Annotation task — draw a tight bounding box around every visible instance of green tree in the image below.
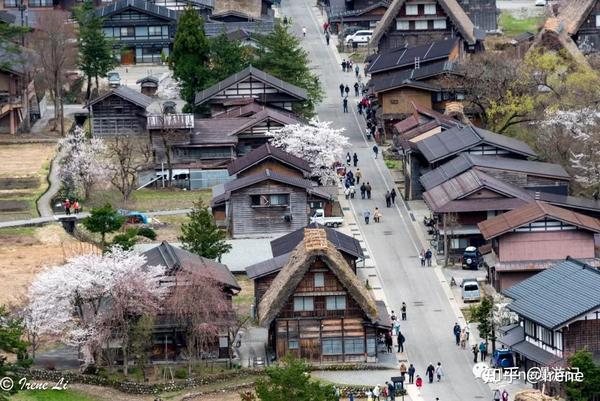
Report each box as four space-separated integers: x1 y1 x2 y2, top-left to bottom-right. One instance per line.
209 32 250 84
256 355 336 401
0 306 29 401
469 297 494 343
168 6 210 111
74 0 117 101
179 199 231 261
565 350 600 401
254 23 322 117
82 203 125 248
129 315 154 382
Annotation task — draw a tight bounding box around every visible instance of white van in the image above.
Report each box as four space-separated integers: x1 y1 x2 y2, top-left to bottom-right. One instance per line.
461 279 481 303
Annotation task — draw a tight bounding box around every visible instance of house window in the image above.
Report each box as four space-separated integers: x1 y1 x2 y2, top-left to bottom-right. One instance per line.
3 0 17 7
148 26 163 37
29 0 53 7
103 28 114 37
540 326 553 346
322 338 343 355
405 4 418 15
396 19 410 30
288 339 299 349
120 27 135 37
415 20 428 30
524 320 536 338
293 296 314 311
596 14 600 27
433 19 447 29
367 337 376 356
344 337 365 354
326 295 346 310
250 194 290 207
424 4 436 14
314 272 324 288
218 336 228 347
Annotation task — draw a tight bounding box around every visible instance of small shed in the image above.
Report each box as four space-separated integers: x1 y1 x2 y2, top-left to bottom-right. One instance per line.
87 86 153 136
136 76 159 97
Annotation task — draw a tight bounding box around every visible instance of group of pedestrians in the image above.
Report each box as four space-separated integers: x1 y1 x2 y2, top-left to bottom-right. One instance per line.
63 198 80 215
453 322 489 362
419 248 433 266
384 189 397 207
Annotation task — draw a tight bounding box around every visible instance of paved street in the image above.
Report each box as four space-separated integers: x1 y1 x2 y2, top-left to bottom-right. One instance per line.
281 0 493 399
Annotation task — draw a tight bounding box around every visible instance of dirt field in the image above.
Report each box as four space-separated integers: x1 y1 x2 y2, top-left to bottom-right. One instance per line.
0 143 56 177
0 224 99 308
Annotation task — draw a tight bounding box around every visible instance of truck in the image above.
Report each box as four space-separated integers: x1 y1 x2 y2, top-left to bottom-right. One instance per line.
310 209 344 227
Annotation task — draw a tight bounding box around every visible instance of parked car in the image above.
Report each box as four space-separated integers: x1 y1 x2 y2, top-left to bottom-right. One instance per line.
492 349 515 368
344 30 373 46
342 26 362 37
462 246 481 270
461 278 481 303
310 209 343 227
535 0 546 6
107 71 121 88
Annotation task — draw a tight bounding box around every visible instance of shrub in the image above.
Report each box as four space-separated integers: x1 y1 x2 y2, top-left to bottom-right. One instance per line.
137 227 157 240
174 368 188 379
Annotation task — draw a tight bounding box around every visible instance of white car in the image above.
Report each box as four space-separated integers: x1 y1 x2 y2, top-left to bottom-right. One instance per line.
344 30 373 46
535 0 546 6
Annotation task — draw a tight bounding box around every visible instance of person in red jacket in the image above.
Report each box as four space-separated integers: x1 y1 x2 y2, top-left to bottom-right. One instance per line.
415 375 423 390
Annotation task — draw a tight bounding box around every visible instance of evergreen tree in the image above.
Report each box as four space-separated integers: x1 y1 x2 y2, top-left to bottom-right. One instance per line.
0 306 29 401
254 24 322 117
256 355 336 401
209 32 250 84
179 199 231 261
168 6 210 111
82 203 125 249
74 0 117 101
565 350 600 401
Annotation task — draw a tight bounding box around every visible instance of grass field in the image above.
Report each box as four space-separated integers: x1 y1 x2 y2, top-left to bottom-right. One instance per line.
85 188 211 213
10 389 104 401
499 12 544 36
0 143 56 221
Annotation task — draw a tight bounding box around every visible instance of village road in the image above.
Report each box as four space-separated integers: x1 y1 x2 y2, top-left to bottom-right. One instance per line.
281 0 493 399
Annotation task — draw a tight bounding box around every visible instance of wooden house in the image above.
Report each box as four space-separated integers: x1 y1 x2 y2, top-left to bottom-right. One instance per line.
137 76 159 96
0 0 101 11
87 85 153 136
327 0 391 34
194 66 308 116
97 0 179 65
211 169 335 238
227 143 311 179
369 0 485 53
478 201 600 292
141 241 241 361
498 258 600 397
550 0 600 54
258 228 390 363
246 223 365 307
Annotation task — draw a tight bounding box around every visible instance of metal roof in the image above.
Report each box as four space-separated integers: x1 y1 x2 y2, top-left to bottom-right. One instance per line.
96 0 179 21
529 191 600 214
204 19 274 36
368 39 458 74
420 154 570 191
503 258 600 329
370 60 455 93
511 339 562 366
227 143 311 176
328 0 391 20
478 201 600 240
270 222 364 260
245 252 292 279
87 85 154 109
194 65 307 105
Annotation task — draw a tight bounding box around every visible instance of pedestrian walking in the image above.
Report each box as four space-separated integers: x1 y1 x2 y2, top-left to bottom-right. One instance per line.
399 362 407 378
283 16 288 25
346 152 352 166
364 209 371 224
385 331 393 353
366 182 372 199
350 184 356 199
339 83 345 97
472 344 478 363
347 60 353 72
373 144 379 158
493 389 501 401
344 186 350 199
354 82 360 97
408 364 416 384
355 64 360 77
357 101 363 114
349 390 354 401
415 375 423 390
63 198 71 215
374 207 382 223
343 98 348 113
460 328 468 349
360 183 366 199
356 168 362 184
366 389 373 401
502 390 509 401
390 188 397 204
373 384 381 401
479 341 488 361
392 320 400 336
73 199 80 214
465 325 470 341
435 362 444 382
426 364 435 384
453 323 461 346
385 191 391 207
387 381 395 401
391 310 397 321
425 248 432 266
397 331 405 353
420 249 426 266
401 302 407 320
353 152 358 167
345 85 350 96
302 26 307 37
325 32 330 45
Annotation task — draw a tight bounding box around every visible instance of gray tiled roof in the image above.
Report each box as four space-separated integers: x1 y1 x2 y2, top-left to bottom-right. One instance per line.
245 252 292 279
87 85 154 109
227 143 310 176
194 65 307 105
368 39 457 74
529 191 600 214
503 258 600 329
204 19 274 36
96 0 179 21
369 60 454 93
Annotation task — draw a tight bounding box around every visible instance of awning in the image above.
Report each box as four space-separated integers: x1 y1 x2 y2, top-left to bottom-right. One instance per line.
511 340 562 366
498 325 524 347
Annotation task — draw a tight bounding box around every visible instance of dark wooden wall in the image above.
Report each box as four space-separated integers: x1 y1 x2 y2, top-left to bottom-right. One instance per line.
91 95 146 136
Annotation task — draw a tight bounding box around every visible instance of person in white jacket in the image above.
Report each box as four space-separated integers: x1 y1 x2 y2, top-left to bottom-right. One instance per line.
372 384 381 401
435 362 444 382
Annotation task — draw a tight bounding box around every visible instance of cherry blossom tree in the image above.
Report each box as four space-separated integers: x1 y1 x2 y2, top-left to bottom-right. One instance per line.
26 248 165 367
270 120 350 184
541 108 600 197
59 126 109 199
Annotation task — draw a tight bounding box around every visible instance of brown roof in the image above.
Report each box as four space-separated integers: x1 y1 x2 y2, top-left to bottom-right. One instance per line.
213 0 262 19
555 0 596 36
227 143 311 176
478 201 600 240
370 0 477 47
532 16 591 68
257 228 378 327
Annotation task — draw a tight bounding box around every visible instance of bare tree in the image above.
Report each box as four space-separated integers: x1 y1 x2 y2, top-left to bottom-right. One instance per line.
150 110 190 188
31 11 77 136
443 212 460 266
105 135 153 202
167 270 235 375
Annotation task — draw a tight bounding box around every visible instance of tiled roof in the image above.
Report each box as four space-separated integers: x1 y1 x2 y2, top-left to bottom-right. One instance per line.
529 191 600 214
245 252 292 279
369 60 455 93
367 39 458 74
87 85 154 109
227 143 311 176
420 154 570 191
96 0 179 21
204 19 275 37
191 118 246 145
503 258 600 329
142 241 240 290
478 201 600 240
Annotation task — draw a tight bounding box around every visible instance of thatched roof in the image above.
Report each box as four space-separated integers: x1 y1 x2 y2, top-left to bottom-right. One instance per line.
531 18 591 68
213 0 262 19
257 229 378 327
554 0 596 36
370 0 477 48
